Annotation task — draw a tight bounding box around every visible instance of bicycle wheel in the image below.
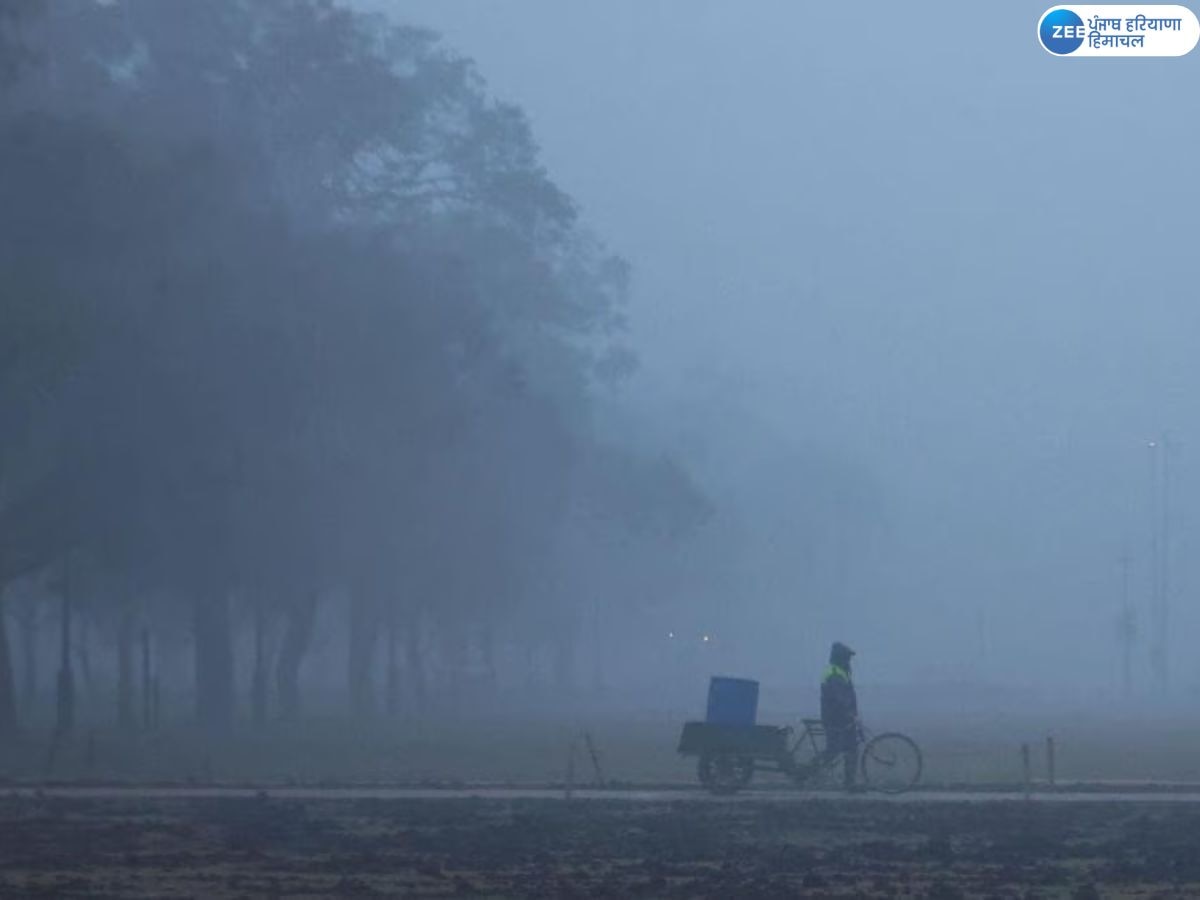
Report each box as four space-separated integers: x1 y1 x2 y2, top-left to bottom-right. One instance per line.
859 732 922 794
698 753 754 795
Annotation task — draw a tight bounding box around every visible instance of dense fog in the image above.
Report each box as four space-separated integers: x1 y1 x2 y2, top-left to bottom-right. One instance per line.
2 0 1198 758
383 1 1200 700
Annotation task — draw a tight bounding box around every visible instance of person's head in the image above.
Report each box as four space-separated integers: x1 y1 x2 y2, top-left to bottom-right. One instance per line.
829 641 855 671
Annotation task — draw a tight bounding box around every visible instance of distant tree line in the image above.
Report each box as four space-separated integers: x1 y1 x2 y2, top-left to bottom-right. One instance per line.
0 0 710 740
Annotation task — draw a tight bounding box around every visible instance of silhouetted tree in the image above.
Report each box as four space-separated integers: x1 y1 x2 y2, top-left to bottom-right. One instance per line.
0 0 719 738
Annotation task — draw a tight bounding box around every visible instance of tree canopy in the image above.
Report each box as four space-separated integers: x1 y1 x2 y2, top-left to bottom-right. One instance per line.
0 0 710 731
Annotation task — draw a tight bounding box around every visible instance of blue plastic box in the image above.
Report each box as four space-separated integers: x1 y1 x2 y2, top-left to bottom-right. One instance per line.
705 676 759 727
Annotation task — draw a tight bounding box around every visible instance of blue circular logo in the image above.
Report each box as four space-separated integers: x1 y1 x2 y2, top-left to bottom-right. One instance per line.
1040 8 1085 55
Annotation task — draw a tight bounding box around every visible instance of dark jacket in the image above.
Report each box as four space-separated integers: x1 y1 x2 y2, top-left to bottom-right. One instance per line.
820 664 857 730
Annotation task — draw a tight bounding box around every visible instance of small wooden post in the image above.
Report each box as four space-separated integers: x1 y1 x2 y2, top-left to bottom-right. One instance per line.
1021 743 1032 798
1046 736 1056 788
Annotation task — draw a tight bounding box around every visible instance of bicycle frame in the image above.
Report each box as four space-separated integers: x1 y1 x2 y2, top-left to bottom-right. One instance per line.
789 719 824 760
788 719 871 778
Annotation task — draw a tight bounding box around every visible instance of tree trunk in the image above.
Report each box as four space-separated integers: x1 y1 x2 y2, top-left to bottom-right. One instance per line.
251 604 268 727
116 609 135 731
18 604 35 715
405 609 426 711
75 611 93 701
347 588 378 717
55 566 75 738
385 609 400 716
444 625 467 708
480 622 497 694
275 591 316 721
141 628 153 730
193 591 234 731
0 592 18 738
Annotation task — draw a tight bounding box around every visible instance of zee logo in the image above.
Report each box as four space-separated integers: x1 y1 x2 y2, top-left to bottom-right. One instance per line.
1040 8 1086 54
1050 24 1086 38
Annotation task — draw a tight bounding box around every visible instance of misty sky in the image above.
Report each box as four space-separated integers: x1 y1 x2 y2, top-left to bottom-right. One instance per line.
375 1 1200 694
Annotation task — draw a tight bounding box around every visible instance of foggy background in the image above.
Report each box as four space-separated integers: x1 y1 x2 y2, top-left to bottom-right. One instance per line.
381 1 1200 698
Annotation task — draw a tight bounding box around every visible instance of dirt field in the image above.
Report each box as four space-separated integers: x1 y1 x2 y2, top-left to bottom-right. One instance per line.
2 792 1200 898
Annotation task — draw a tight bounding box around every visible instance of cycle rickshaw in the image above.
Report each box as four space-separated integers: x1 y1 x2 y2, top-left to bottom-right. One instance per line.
678 717 922 795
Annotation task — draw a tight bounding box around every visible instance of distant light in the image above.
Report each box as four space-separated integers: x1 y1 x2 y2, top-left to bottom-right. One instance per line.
702 634 710 642
667 631 675 639
1149 441 1158 448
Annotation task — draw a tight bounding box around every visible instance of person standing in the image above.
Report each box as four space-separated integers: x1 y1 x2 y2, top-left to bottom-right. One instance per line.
820 641 859 790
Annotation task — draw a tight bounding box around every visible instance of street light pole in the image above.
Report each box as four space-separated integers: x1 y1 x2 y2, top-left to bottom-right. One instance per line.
1147 434 1171 692
1160 432 1171 691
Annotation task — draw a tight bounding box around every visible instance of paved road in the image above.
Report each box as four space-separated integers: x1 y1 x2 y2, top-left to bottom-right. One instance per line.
11 785 1200 803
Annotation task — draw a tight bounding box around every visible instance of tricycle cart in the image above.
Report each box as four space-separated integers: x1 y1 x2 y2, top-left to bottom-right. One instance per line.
678 718 922 795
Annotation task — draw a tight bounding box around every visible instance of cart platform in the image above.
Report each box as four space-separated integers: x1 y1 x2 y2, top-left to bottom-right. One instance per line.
677 721 790 758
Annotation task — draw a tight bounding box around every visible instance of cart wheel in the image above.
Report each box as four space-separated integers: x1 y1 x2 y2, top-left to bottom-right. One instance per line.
698 753 754 794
